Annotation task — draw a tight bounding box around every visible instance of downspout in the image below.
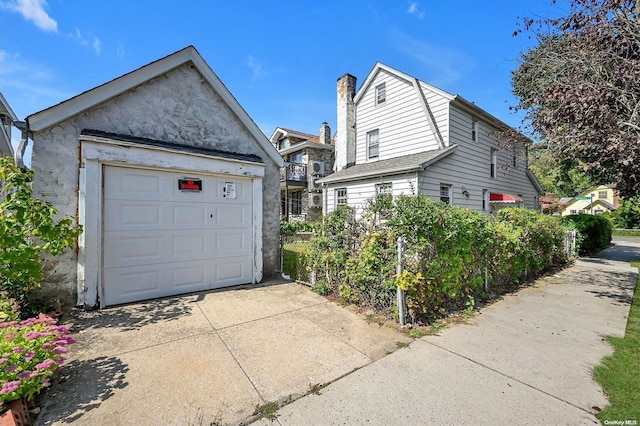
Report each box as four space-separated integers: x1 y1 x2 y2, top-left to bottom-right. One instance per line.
13 120 30 170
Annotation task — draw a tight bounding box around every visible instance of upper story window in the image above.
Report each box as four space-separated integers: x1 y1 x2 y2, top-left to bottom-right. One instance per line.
279 137 290 150
512 149 517 167
440 184 452 205
471 120 479 142
335 188 348 207
375 83 386 105
598 191 608 199
367 129 379 159
288 151 303 163
490 149 498 178
376 183 392 196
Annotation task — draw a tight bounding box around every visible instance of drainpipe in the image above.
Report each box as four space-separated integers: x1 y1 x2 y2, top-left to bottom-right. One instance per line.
13 120 30 170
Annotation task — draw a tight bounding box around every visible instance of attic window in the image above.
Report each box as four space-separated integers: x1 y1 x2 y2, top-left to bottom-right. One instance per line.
375 83 386 105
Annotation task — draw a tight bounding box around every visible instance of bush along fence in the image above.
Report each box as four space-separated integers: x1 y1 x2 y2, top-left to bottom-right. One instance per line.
288 195 589 325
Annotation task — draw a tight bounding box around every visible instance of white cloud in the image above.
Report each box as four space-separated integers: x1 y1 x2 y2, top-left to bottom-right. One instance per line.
116 43 125 58
70 27 102 55
0 50 71 112
0 0 57 32
388 29 474 88
247 56 269 83
407 1 425 19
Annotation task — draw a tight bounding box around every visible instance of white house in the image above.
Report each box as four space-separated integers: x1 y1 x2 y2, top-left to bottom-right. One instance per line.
319 63 543 216
20 46 283 308
0 92 17 157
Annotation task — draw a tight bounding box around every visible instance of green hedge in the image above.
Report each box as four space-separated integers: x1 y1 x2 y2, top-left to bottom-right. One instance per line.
562 214 612 255
308 196 570 323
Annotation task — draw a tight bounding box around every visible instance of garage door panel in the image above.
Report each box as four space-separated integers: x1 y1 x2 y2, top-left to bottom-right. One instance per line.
213 229 251 257
103 166 254 306
213 259 251 287
213 204 252 227
104 168 163 200
103 234 162 266
173 205 207 226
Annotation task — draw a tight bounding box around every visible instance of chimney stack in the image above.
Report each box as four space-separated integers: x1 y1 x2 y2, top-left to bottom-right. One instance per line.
319 122 331 144
335 73 357 171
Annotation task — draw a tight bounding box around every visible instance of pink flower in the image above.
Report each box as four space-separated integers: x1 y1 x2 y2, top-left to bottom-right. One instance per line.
35 359 55 370
52 347 67 354
42 378 51 387
0 381 20 395
5 365 18 373
55 357 65 364
25 351 35 362
17 370 33 380
0 358 7 365
25 331 42 340
13 347 24 353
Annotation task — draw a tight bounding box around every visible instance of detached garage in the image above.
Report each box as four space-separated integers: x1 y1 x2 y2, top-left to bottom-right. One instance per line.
20 46 283 308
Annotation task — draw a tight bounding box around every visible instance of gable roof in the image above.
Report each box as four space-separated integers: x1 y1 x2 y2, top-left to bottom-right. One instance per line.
26 46 283 167
355 62 530 142
318 145 457 184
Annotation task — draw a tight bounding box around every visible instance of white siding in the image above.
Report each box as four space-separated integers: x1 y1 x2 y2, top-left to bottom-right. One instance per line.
418 103 540 211
419 83 450 145
355 70 440 164
325 173 417 218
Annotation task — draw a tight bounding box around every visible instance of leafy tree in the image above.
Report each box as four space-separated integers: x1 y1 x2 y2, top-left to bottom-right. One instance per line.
529 144 592 196
0 157 82 310
511 0 640 198
617 196 640 228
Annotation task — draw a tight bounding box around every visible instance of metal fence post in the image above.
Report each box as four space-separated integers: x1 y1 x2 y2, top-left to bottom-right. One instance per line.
396 237 406 326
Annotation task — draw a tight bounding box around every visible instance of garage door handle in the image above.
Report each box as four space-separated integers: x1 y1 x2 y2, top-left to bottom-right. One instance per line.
210 214 213 218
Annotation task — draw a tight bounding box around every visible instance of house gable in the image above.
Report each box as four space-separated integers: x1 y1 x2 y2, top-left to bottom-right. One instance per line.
353 63 447 163
26 46 282 168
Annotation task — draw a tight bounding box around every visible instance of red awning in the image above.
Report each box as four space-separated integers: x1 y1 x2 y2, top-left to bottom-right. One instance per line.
489 193 523 203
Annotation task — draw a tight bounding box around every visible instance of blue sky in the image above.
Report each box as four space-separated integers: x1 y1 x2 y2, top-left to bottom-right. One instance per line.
0 0 566 149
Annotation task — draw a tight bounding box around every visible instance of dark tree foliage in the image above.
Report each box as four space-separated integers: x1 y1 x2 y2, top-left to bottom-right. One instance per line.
511 0 640 197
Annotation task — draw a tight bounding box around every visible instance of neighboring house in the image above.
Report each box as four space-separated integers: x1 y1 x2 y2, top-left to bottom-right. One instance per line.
319 63 543 216
561 185 619 216
0 92 17 157
19 46 283 309
270 123 334 222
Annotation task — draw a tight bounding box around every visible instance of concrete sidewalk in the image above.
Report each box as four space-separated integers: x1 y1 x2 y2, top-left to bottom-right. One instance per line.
268 239 639 425
34 280 411 425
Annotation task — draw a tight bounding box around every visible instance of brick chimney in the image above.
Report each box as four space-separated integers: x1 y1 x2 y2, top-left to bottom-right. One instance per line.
319 122 331 144
335 73 357 171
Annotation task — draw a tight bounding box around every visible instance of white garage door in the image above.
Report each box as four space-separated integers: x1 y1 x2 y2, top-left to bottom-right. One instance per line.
102 166 253 306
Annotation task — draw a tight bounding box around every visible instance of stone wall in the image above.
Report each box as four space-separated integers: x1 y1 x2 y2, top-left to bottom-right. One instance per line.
31 63 280 307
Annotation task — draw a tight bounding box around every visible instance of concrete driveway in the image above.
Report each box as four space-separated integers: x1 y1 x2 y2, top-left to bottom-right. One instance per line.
34 279 411 425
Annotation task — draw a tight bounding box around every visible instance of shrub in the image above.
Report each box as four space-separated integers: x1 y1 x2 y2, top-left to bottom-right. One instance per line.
0 157 83 312
0 313 75 409
562 214 612 254
306 195 569 324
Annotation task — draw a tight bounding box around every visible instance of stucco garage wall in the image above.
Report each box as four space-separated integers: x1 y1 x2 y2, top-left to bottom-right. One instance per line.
31 63 280 307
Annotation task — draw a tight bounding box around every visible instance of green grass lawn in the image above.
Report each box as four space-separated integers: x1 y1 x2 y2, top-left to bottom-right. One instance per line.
613 229 640 237
593 260 640 423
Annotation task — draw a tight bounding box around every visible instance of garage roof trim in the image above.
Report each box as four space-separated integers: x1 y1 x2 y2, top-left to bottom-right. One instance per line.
26 46 283 167
80 129 264 164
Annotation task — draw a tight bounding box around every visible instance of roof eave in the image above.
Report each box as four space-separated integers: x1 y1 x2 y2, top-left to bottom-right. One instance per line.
278 141 334 156
26 46 283 167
